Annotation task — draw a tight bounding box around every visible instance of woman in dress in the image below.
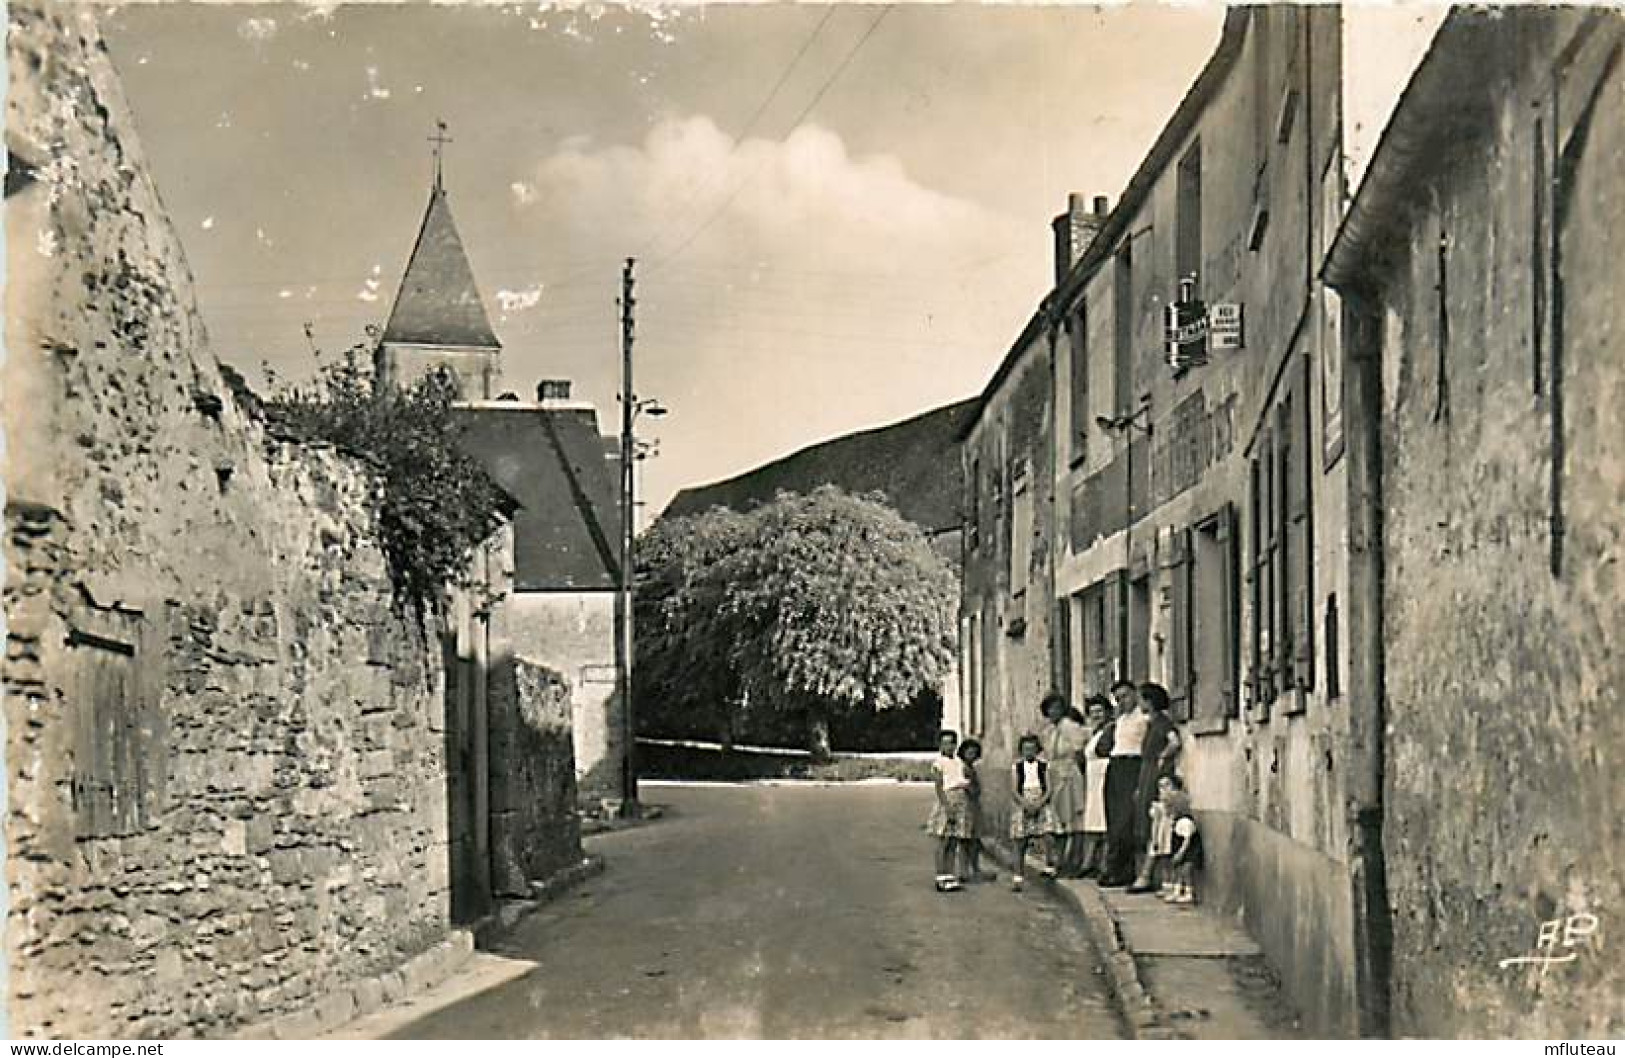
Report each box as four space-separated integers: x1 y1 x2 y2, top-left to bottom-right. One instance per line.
1078 694 1114 877
1039 691 1091 876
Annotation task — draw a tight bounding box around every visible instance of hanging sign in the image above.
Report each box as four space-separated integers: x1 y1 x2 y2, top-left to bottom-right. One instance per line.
1164 277 1209 374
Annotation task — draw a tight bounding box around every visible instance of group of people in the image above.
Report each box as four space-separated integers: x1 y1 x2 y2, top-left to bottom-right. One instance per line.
927 679 1203 903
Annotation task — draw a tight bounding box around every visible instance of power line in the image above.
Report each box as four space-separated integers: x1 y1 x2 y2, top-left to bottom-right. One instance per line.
645 4 894 275
637 6 838 262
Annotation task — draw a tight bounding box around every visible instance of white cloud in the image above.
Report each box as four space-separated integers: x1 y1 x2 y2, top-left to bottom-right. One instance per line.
201 216 215 230
521 115 1045 517
533 115 1021 272
238 17 278 43
495 285 544 313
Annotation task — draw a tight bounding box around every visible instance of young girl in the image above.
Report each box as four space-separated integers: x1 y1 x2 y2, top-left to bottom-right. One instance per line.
926 731 973 891
959 738 991 883
1008 733 1061 892
1164 777 1202 904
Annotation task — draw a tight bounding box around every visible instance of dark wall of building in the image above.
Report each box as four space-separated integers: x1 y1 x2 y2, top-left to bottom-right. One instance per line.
1349 12 1625 1037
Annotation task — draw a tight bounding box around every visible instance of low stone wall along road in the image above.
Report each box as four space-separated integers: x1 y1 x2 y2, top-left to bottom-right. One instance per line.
381 783 1127 1038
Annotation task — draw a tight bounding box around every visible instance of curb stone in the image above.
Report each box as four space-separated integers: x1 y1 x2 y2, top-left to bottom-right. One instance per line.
231 858 598 1041
981 839 1178 1041
232 930 474 1041
475 854 607 945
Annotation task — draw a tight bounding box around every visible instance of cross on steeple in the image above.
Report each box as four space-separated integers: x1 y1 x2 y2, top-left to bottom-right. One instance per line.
428 119 453 191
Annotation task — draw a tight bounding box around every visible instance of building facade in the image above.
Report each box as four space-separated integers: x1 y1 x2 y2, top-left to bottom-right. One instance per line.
1325 10 1625 1038
963 6 1358 1031
452 388 625 805
1055 7 1356 1035
962 3 1623 1038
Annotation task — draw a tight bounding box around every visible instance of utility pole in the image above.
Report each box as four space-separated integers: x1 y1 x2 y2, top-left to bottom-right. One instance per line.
616 258 640 817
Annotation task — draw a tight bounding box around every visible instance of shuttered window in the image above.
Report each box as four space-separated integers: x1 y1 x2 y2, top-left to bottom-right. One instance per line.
1191 504 1240 730
1249 354 1317 717
1168 528 1195 722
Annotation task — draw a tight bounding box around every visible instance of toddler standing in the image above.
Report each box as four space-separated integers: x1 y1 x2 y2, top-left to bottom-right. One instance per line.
1144 775 1177 896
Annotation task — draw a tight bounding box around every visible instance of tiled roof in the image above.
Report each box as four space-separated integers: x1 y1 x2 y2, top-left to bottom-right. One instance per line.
382 187 501 350
452 405 621 591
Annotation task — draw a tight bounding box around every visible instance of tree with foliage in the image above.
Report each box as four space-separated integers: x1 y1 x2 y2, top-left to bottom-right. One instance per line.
636 486 956 760
633 506 754 743
262 341 507 608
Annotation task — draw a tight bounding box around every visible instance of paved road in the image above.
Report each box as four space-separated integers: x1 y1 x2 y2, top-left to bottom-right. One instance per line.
386 782 1126 1039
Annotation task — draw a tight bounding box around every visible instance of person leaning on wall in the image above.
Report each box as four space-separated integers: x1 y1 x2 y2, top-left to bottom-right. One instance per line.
1126 681 1181 893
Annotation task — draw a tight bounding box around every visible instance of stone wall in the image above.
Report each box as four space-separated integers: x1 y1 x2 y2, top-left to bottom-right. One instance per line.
505 592 621 806
3 5 454 1037
1366 13 1625 1038
488 658 582 896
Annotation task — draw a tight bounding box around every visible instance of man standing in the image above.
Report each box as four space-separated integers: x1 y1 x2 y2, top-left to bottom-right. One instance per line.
1095 678 1146 886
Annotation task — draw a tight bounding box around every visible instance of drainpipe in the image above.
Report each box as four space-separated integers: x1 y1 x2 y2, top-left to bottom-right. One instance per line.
1342 289 1392 1038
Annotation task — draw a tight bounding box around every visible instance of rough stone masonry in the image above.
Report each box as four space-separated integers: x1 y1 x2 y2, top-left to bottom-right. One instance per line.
3 5 461 1037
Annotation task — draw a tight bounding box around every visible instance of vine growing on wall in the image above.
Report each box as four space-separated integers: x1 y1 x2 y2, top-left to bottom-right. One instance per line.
262 340 507 609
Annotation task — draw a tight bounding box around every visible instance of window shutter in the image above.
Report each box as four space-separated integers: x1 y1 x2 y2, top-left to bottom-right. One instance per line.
1219 502 1241 718
1171 528 1195 723
1055 597 1073 695
1273 405 1292 704
1295 353 1316 690
1247 456 1262 714
1108 569 1129 684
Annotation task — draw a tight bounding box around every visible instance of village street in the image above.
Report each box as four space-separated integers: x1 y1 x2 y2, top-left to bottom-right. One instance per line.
360 784 1126 1039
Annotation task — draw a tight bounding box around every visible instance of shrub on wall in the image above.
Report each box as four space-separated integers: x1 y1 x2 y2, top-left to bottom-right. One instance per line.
263 341 507 607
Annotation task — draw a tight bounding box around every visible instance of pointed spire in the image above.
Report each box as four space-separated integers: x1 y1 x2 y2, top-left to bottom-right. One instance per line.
428 119 452 192
381 167 500 350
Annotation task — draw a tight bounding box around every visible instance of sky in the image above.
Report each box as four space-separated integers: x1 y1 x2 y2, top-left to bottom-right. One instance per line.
102 2 1227 517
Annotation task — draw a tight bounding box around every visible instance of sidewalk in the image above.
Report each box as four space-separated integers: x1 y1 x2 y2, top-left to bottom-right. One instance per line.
1001 845 1304 1039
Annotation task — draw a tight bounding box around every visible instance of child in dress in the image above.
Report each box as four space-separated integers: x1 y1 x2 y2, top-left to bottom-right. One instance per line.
1008 733 1061 892
959 739 993 883
926 730 972 892
1144 774 1177 897
1164 777 1203 904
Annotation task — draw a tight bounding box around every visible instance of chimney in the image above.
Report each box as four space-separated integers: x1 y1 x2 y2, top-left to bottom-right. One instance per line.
536 378 572 404
1052 193 1111 285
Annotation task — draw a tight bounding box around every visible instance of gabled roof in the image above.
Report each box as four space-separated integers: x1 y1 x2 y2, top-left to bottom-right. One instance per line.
664 399 977 533
383 187 501 350
960 8 1251 438
452 404 621 591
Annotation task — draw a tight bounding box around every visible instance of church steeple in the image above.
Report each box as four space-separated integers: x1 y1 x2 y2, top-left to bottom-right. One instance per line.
376 122 502 398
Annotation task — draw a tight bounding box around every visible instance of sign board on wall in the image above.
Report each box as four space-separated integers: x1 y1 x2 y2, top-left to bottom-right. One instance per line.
1210 303 1245 350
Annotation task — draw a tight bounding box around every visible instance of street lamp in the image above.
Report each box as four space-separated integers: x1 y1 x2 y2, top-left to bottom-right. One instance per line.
616 255 667 817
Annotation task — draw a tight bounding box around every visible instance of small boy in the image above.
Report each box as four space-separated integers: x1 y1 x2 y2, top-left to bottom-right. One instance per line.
1163 776 1202 904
